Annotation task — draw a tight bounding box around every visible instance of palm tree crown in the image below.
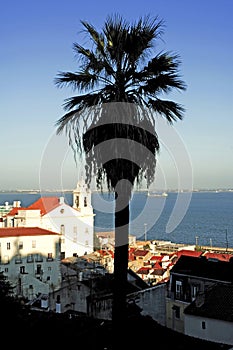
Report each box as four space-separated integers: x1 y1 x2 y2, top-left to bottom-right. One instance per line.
55 14 185 111
55 14 186 190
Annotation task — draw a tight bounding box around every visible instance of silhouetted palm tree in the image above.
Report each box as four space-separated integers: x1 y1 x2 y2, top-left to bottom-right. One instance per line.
55 13 186 343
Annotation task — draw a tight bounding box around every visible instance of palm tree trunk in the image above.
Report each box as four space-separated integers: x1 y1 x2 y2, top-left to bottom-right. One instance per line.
112 183 131 347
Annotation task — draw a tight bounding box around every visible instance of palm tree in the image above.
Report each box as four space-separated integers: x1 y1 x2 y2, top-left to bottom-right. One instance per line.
55 13 186 341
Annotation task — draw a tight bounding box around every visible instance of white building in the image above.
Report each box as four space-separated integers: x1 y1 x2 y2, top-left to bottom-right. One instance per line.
0 226 61 300
5 179 95 258
184 284 233 346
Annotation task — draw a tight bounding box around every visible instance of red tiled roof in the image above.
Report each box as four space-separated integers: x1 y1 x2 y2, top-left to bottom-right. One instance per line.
150 255 163 261
0 227 58 237
203 252 233 262
150 268 165 276
128 247 136 261
97 249 114 258
176 249 202 258
136 267 151 274
153 261 162 269
133 249 149 257
27 197 60 215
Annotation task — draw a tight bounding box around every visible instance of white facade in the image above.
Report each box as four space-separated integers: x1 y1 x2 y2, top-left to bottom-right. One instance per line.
0 227 61 300
184 314 233 346
5 179 95 258
39 198 94 258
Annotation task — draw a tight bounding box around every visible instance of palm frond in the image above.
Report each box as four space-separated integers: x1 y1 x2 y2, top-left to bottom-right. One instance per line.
148 98 185 123
54 71 98 92
143 73 186 94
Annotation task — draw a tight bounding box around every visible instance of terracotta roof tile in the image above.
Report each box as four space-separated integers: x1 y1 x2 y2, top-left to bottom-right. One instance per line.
134 249 149 257
176 249 202 258
0 227 58 237
27 197 60 215
203 252 233 262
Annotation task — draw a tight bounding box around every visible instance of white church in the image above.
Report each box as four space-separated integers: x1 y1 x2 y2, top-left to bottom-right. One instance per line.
4 178 95 258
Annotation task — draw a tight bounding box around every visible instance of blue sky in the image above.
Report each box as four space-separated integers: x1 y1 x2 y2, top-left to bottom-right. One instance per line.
1 0 233 191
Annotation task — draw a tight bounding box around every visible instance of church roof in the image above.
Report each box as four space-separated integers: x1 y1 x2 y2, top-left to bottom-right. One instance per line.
27 197 60 215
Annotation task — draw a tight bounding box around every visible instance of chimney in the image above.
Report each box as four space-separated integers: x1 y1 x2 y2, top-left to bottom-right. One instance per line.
59 197 64 204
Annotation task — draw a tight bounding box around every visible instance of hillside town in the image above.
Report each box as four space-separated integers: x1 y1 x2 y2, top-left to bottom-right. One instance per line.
0 179 233 346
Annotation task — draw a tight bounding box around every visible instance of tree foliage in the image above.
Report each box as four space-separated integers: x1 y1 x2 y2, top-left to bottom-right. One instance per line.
55 14 186 191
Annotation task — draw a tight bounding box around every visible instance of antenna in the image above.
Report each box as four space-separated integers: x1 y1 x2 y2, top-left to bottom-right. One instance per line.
144 223 147 242
226 228 228 252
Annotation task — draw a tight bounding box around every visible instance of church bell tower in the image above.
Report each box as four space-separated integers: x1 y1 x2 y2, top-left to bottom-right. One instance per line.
72 178 93 215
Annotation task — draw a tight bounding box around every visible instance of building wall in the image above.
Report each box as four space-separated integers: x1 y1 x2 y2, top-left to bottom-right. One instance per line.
41 203 94 257
89 284 167 324
131 284 167 326
0 233 61 299
166 297 188 332
184 314 233 346
48 268 90 314
13 209 41 227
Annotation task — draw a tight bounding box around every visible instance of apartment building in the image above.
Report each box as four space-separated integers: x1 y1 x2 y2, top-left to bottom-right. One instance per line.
0 226 61 300
166 254 233 345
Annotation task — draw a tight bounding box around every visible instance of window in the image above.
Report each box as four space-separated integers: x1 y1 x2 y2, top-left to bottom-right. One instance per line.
191 285 199 301
35 253 43 262
15 254 22 264
202 321 206 330
47 253 53 261
84 197 87 207
75 196 79 208
32 240 36 248
27 254 34 263
7 242 10 250
175 280 183 300
20 266 25 274
18 241 23 250
172 305 180 319
176 307 180 319
36 264 42 275
60 225 65 234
